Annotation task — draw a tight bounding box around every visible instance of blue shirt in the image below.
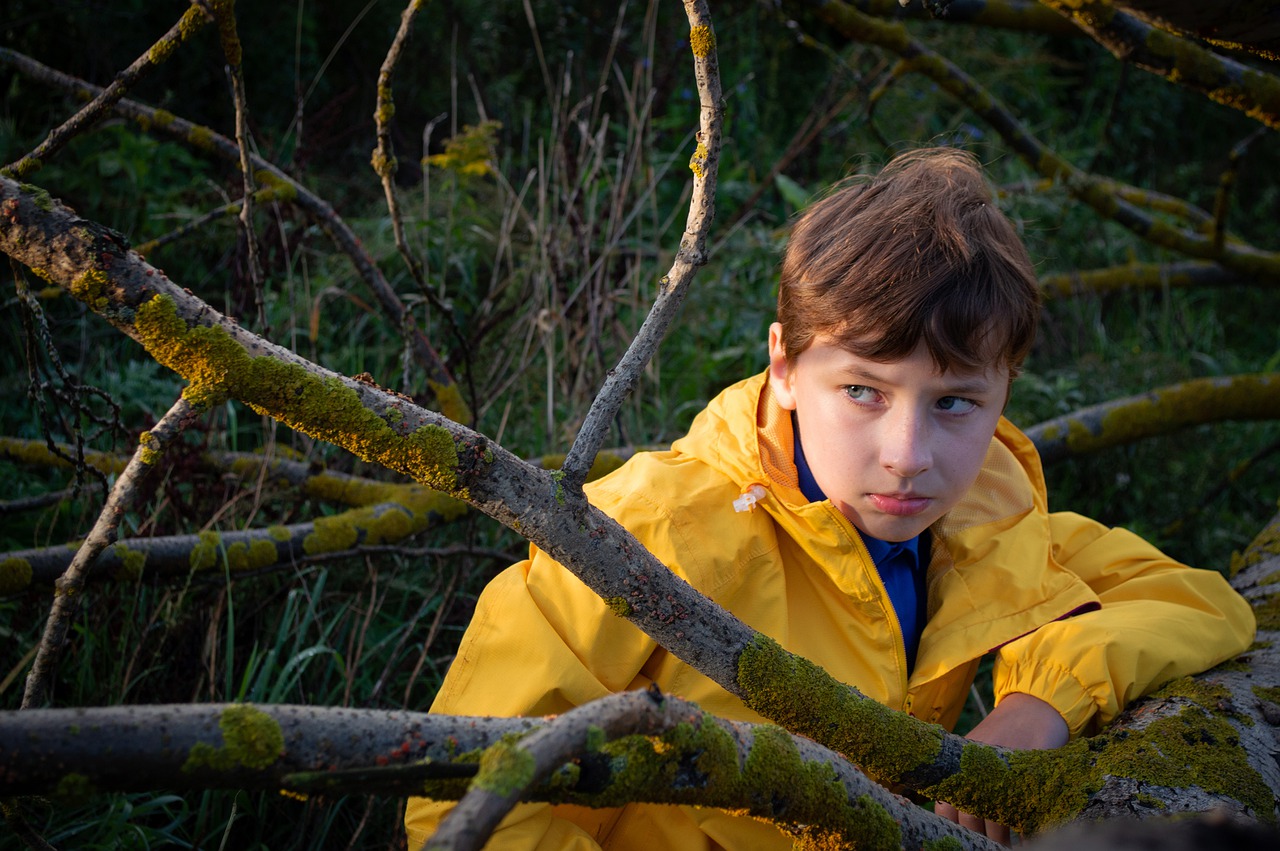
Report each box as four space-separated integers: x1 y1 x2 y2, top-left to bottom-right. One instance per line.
792 418 929 670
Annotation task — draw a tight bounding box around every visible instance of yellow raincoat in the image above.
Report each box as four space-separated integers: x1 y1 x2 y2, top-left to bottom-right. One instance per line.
405 373 1254 849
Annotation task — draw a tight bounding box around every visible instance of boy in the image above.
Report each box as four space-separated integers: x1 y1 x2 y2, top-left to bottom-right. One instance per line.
405 148 1255 848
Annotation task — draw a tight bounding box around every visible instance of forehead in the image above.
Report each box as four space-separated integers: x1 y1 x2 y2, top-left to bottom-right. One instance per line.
804 334 1010 387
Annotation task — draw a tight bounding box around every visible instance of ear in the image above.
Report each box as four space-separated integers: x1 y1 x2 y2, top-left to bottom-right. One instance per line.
767 322 798 411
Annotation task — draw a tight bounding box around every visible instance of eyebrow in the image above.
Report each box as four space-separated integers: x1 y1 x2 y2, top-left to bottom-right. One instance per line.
841 365 998 397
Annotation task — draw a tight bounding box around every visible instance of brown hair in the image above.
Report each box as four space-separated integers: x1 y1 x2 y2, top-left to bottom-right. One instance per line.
777 148 1040 375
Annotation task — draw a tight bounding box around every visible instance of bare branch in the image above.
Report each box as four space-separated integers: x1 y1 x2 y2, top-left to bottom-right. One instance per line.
205 0 266 325
561 0 724 489
372 0 429 291
22 395 199 709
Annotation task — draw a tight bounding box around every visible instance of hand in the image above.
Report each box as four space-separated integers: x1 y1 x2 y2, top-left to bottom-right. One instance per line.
934 692 1069 845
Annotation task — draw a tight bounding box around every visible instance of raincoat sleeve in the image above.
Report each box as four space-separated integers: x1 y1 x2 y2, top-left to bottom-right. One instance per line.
992 510 1256 737
405 480 684 849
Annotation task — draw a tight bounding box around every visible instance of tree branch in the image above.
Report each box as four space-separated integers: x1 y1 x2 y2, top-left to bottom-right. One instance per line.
560 0 723 490
1029 0 1280 130
1024 374 1280 464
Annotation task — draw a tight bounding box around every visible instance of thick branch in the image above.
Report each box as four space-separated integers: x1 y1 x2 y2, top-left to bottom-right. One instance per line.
1024 374 1280 464
1038 260 1244 299
0 695 997 851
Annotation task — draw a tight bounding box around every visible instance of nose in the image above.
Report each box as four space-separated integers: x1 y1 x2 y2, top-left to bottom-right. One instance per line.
880 405 932 478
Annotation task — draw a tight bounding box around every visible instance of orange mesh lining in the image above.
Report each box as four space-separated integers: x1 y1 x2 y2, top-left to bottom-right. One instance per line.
756 385 800 490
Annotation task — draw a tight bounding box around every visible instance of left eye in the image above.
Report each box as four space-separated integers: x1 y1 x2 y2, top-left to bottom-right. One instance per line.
937 396 977 414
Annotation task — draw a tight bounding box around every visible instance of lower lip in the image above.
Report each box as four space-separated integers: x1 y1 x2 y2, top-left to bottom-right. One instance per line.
868 494 932 517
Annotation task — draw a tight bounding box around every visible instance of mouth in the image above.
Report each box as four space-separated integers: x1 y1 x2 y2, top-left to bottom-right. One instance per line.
867 493 932 517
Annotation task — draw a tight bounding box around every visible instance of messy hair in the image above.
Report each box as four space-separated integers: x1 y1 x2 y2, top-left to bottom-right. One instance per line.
777 148 1040 376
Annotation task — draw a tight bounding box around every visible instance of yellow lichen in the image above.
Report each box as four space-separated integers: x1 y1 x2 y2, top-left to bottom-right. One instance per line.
70 269 111 312
113 544 147 581
688 25 716 58
190 530 222 572
134 295 463 495
689 141 709 180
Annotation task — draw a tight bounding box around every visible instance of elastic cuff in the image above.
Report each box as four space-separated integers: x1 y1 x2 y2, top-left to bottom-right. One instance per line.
995 660 1096 738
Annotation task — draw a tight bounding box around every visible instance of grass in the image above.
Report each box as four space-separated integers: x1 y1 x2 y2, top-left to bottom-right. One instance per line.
1 0 1278 847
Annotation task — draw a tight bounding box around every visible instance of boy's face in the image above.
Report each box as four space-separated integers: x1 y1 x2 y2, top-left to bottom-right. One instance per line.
767 323 1008 543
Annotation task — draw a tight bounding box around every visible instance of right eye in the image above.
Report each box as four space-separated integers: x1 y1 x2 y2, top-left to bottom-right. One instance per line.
843 385 881 404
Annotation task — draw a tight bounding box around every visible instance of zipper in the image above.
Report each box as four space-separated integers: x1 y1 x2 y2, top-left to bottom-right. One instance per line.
841 508 910 707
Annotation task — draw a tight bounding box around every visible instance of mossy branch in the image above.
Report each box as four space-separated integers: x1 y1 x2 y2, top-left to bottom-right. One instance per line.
0 485 468 593
558 0 723 492
1029 1 1280 130
812 0 1280 283
1038 260 1244 299
1 2 211 179
0 47 470 424
1024 374 1280 465
0 694 997 851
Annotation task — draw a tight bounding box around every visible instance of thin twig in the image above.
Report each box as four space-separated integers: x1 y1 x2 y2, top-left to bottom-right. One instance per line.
207 0 267 329
373 0 429 291
21 396 198 709
560 0 724 489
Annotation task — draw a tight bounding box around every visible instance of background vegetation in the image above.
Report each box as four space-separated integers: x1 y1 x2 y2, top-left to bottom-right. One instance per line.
1 0 1277 847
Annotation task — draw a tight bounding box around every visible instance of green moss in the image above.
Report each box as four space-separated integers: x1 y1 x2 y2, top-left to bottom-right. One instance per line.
0 556 33 594
52 772 97 804
183 705 284 773
190 530 221 572
268 525 293 542
1252 685 1280 705
474 738 536 797
605 596 633 617
253 169 298 203
1252 591 1280 631
551 470 566 505
1133 792 1165 809
134 295 463 495
113 543 147 581
736 634 943 784
585 725 605 753
21 183 54 212
922 838 965 851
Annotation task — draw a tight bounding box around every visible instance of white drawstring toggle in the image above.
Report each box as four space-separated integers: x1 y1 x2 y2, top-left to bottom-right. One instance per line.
732 484 768 513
